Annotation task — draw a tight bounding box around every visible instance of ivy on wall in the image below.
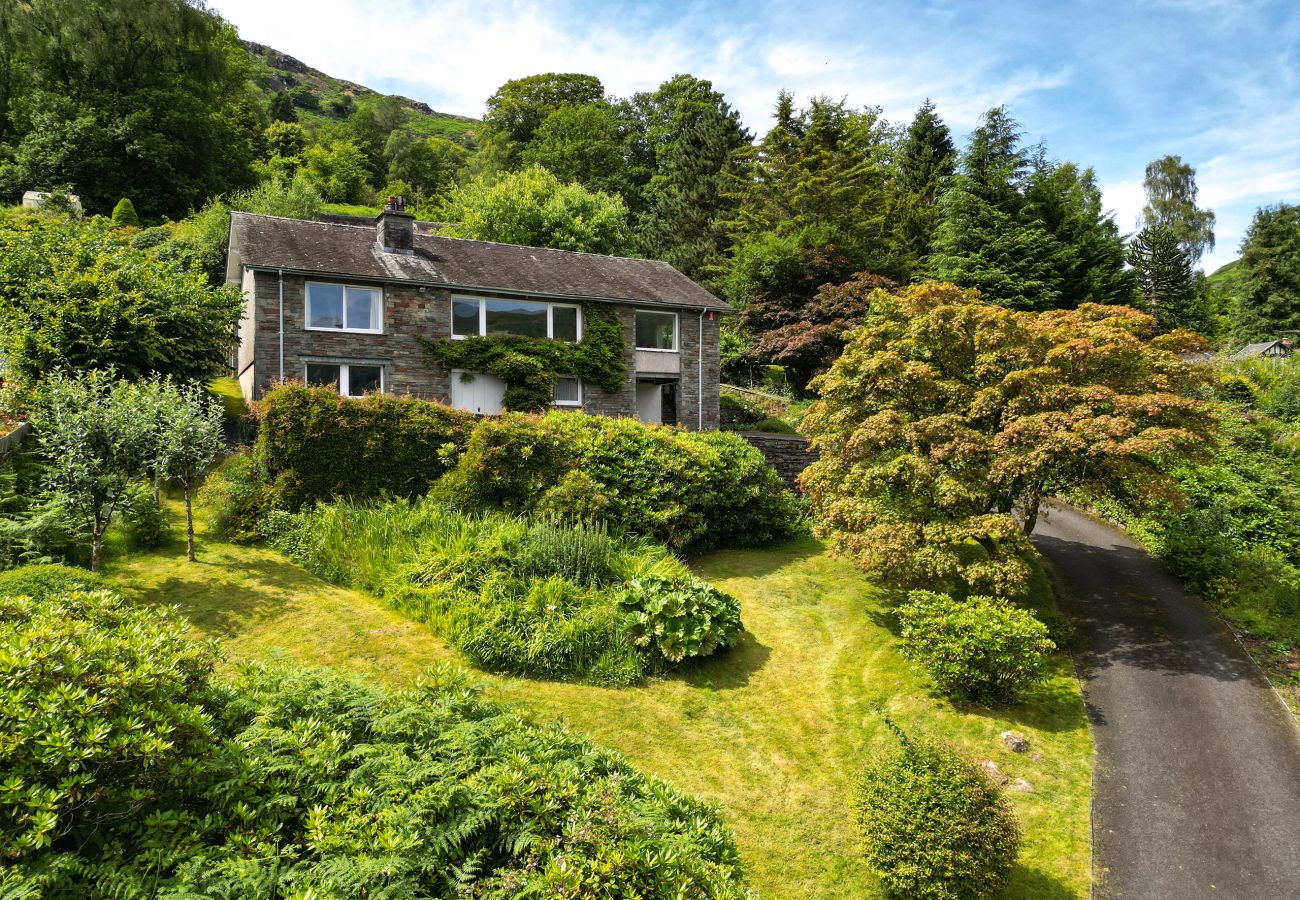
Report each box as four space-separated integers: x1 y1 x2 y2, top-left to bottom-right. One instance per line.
421 302 626 412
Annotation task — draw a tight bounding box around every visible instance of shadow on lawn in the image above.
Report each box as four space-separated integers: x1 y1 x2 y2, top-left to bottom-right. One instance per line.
1005 864 1079 900
690 533 824 580
666 629 774 691
125 552 326 640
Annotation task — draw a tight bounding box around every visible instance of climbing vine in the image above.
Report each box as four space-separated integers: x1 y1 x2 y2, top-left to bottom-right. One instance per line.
422 302 626 411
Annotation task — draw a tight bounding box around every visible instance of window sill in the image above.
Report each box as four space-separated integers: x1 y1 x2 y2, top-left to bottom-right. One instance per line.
635 347 679 353
305 326 385 335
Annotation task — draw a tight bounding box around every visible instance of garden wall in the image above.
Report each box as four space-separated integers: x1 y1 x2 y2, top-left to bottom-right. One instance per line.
0 421 30 460
740 432 817 491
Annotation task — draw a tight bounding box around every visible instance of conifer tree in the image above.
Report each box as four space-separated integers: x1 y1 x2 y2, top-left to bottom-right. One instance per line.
110 197 138 228
1128 224 1202 332
892 98 956 276
1232 203 1300 341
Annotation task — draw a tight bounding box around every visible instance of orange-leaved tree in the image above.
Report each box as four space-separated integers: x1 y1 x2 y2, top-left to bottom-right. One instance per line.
799 281 1215 598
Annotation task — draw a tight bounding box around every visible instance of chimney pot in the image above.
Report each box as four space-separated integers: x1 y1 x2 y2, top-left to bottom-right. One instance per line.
376 203 415 254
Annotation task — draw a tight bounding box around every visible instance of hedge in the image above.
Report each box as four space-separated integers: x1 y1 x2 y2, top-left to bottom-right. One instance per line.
438 410 801 550
255 383 476 509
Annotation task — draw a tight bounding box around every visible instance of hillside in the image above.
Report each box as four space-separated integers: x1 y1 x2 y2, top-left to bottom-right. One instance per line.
242 40 480 147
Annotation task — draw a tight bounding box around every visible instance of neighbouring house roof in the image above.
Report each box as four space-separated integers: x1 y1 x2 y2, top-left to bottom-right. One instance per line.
1231 339 1292 360
227 212 728 311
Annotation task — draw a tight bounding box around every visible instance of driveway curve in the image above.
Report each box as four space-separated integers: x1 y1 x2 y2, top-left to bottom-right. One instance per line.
1032 503 1300 900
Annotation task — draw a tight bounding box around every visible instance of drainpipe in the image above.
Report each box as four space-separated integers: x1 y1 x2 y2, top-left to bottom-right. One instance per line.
698 309 704 431
278 268 285 383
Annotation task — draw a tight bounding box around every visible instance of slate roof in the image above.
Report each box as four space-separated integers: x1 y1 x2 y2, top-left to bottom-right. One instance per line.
228 212 728 311
1231 340 1291 360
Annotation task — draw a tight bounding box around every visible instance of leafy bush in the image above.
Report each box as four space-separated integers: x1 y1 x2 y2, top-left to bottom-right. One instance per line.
0 587 219 860
0 563 103 597
195 452 271 543
256 383 475 509
853 725 1020 900
264 497 744 685
0 587 752 898
440 410 800 550
619 574 744 665
121 480 171 549
897 591 1055 702
0 452 87 569
720 389 766 426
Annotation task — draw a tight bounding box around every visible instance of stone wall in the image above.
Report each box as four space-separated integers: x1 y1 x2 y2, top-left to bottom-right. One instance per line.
241 270 722 430
739 431 818 491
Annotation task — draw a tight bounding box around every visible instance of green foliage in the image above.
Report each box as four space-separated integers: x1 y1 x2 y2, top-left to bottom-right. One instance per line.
440 410 800 551
0 213 243 382
121 480 170 549
1129 224 1206 332
255 384 476 510
440 164 633 254
0 586 219 861
0 0 261 219
301 139 372 204
194 452 271 544
801 282 1215 598
619 574 743 666
0 584 752 897
262 497 740 684
897 590 1055 702
853 726 1020 899
483 72 606 147
720 389 767 426
109 197 138 227
423 301 625 411
1139 154 1216 266
928 107 1133 310
1231 203 1300 341
0 562 102 597
0 451 87 569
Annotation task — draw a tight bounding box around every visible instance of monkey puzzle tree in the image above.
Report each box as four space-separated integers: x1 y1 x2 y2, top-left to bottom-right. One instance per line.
799 282 1215 598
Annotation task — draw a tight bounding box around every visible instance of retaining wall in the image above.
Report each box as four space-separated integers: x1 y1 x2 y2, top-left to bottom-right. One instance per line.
739 431 818 492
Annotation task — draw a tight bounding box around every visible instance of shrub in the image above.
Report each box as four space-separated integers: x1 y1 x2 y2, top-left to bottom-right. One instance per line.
619 574 744 666
110 197 139 227
255 383 476 509
853 726 1020 899
0 588 752 898
440 411 800 550
720 390 766 427
0 587 219 860
195 452 271 543
121 480 171 549
0 563 103 597
897 591 1055 703
264 496 738 685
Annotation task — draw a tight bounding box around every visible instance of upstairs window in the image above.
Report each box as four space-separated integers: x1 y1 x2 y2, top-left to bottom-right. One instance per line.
306 282 382 333
451 296 581 342
305 362 384 397
635 310 677 351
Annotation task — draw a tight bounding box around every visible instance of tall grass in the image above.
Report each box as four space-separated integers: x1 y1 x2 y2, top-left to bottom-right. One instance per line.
261 496 702 685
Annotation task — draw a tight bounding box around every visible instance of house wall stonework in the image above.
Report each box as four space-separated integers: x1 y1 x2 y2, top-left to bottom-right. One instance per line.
241 269 721 430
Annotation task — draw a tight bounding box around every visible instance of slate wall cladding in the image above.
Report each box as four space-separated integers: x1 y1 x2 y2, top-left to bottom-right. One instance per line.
243 270 722 430
740 432 818 491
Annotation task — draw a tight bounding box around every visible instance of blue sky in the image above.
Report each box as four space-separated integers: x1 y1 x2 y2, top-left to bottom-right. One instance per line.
212 0 1300 273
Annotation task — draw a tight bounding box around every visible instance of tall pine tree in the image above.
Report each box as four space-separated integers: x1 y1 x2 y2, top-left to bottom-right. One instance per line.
1232 203 1300 341
891 98 956 277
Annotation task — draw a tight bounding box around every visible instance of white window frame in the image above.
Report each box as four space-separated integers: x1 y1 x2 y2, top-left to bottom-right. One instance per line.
635 309 679 352
450 295 583 342
304 362 385 398
552 376 583 407
305 281 384 334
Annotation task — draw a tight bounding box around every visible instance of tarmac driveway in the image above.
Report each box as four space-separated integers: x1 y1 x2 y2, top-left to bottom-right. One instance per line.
1032 503 1300 899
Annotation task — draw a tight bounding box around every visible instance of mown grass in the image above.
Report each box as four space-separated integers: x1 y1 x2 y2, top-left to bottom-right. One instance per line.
105 501 1092 899
208 376 249 420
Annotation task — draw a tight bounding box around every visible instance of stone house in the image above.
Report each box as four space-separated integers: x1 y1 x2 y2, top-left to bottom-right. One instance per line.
225 206 728 429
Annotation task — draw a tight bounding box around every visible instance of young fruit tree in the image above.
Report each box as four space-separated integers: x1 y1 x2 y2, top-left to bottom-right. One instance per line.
156 383 225 561
26 372 152 571
799 281 1216 598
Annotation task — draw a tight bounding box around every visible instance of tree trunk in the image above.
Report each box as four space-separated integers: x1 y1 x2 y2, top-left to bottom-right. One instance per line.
91 523 102 573
1020 484 1043 535
185 487 195 562
154 467 161 507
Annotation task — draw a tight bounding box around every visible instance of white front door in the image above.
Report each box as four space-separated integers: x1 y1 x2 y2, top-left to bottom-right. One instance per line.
636 382 662 424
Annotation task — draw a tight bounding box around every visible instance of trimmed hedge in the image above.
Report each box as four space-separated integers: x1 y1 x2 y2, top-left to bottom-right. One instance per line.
255 383 476 509
853 726 1020 899
438 411 801 550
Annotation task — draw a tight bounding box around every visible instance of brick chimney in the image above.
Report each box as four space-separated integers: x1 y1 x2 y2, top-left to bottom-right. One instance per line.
376 195 414 254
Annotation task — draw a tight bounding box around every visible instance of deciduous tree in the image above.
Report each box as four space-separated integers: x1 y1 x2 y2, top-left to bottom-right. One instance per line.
1139 154 1216 265
800 282 1215 598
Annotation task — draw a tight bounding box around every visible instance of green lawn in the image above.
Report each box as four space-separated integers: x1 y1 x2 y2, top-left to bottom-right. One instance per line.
106 503 1092 899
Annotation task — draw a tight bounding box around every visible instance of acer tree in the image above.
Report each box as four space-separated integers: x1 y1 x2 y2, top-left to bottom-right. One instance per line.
799 282 1215 598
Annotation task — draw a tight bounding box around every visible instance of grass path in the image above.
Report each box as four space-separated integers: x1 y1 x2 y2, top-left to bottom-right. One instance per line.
107 509 1092 899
